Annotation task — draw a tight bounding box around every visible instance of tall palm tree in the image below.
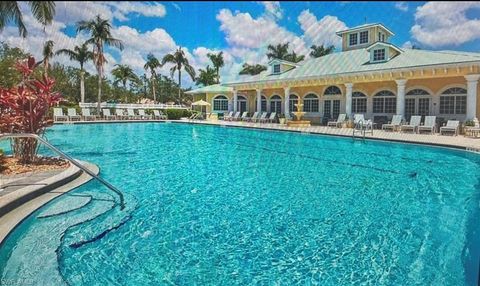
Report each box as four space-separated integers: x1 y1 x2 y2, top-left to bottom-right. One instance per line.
77 15 124 112
284 51 305 63
56 43 93 103
111 64 139 103
0 1 55 37
207 52 224 84
266 43 290 60
196 65 216 86
41 40 54 76
162 47 196 102
143 53 161 103
239 63 267 75
310 44 335 58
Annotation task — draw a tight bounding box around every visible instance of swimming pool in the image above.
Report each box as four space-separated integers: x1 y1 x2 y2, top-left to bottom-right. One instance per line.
1 122 480 285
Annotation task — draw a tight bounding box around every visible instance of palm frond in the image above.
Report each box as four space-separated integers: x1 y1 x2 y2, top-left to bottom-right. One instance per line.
28 1 55 26
0 2 27 37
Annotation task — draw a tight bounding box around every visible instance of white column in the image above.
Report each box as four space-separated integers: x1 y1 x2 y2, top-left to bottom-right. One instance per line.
395 79 407 118
465 74 480 120
256 88 262 112
344 83 353 117
284 86 291 118
233 89 238 112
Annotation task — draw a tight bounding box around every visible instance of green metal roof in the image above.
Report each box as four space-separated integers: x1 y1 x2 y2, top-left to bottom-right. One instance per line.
225 48 480 86
185 84 233 94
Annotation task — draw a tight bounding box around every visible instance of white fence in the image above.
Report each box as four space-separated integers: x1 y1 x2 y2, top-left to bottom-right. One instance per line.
79 103 188 110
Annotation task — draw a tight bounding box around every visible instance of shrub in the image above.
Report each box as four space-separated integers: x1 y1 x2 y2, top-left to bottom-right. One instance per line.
0 56 62 163
163 109 192 120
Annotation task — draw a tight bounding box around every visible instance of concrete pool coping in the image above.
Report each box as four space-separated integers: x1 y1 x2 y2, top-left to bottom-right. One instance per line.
0 161 98 244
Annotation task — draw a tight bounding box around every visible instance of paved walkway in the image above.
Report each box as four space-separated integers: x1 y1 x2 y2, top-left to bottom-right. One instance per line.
0 170 64 196
179 119 480 151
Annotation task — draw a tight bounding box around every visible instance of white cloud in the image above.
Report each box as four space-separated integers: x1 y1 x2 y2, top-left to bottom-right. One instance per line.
297 10 347 48
402 41 413 48
259 1 283 20
411 2 480 47
394 2 409 12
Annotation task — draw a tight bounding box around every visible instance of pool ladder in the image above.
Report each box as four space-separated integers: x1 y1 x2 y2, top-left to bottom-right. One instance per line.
0 133 125 210
352 120 374 141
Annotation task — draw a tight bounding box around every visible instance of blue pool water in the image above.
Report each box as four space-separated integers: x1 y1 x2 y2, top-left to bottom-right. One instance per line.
1 122 480 285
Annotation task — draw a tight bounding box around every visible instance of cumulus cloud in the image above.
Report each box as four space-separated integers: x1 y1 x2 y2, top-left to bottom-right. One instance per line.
297 9 347 48
259 1 283 20
394 2 409 12
411 2 480 47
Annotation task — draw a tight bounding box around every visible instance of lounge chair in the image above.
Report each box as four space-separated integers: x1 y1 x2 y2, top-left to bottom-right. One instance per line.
102 109 116 120
353 114 373 130
245 112 259 122
264 112 277 123
127 108 141 120
53 108 68 122
67 108 81 121
465 118 480 137
255 112 268 123
382 115 403 131
81 108 96 121
227 111 240 121
153 110 167 120
440 120 460 136
238 112 248 121
400 115 421 133
223 111 233 121
327 114 346 128
418 116 436 134
138 109 151 120
115 109 128 120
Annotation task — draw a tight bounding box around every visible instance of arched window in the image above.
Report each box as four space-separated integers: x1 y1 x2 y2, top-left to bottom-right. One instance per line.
270 95 282 113
213 95 228 111
373 90 396 113
324 86 342 96
352 91 367 113
237 95 247 113
289 94 299 112
261 95 267 112
405 89 431 118
440 87 467 115
304 93 319 112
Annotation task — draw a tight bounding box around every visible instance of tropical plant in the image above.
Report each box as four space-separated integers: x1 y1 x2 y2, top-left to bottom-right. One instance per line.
111 64 139 102
0 56 62 163
239 63 267 75
267 43 290 60
284 51 305 63
77 15 124 112
0 1 56 37
0 42 30 87
143 53 161 103
162 47 196 102
40 40 54 76
55 43 93 103
310 44 335 58
196 65 216 86
207 51 224 83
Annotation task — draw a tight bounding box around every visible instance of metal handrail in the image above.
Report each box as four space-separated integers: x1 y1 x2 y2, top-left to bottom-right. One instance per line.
0 133 125 210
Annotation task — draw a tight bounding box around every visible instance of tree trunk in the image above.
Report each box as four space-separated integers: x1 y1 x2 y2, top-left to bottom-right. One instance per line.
44 60 48 77
124 81 128 103
152 76 156 103
80 70 85 103
178 69 181 103
97 66 102 113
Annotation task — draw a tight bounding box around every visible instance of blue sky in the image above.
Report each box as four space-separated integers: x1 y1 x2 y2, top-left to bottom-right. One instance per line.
2 1 480 88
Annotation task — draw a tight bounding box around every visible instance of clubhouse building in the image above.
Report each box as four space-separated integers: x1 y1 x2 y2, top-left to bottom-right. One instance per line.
187 23 480 125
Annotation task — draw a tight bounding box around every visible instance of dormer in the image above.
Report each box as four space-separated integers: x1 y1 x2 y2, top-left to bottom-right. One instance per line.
336 23 394 52
268 59 298 75
366 42 402 63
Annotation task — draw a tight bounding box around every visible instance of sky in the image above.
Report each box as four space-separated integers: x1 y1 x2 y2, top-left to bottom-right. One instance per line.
1 1 480 89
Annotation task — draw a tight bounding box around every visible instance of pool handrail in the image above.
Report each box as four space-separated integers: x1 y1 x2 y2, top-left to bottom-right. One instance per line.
0 133 125 210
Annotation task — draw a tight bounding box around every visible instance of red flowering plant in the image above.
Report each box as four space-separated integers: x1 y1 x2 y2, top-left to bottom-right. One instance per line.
0 56 62 163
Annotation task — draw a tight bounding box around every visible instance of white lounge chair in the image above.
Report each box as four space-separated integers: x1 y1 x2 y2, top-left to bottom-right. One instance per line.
400 115 421 133
244 112 258 122
265 112 277 123
227 111 240 121
418 116 436 134
115 109 128 120
255 112 268 123
138 109 151 120
354 114 365 125
382 115 403 131
327 114 346 128
53 108 68 122
81 108 96 121
102 109 116 120
440 120 460 136
223 111 233 121
153 110 167 120
465 118 480 137
238 112 248 121
353 114 373 131
67 108 81 121
127 108 141 120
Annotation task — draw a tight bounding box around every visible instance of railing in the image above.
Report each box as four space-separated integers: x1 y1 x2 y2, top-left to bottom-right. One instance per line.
0 133 125 210
79 103 188 110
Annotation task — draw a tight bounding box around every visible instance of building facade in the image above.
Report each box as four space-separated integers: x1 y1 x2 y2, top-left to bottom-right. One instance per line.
188 23 480 125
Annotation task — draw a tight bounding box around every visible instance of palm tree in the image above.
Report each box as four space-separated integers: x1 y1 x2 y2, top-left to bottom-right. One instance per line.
196 65 216 86
111 64 139 103
143 53 161 103
77 15 124 112
161 47 196 102
267 43 290 60
239 63 267 75
284 51 305 63
310 44 335 58
207 52 224 83
56 43 93 103
41 40 54 76
0 1 55 37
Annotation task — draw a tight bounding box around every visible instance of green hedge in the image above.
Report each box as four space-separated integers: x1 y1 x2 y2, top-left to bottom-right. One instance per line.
162 109 192 120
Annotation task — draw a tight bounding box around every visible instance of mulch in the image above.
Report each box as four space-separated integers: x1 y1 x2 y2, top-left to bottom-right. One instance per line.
0 156 70 175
